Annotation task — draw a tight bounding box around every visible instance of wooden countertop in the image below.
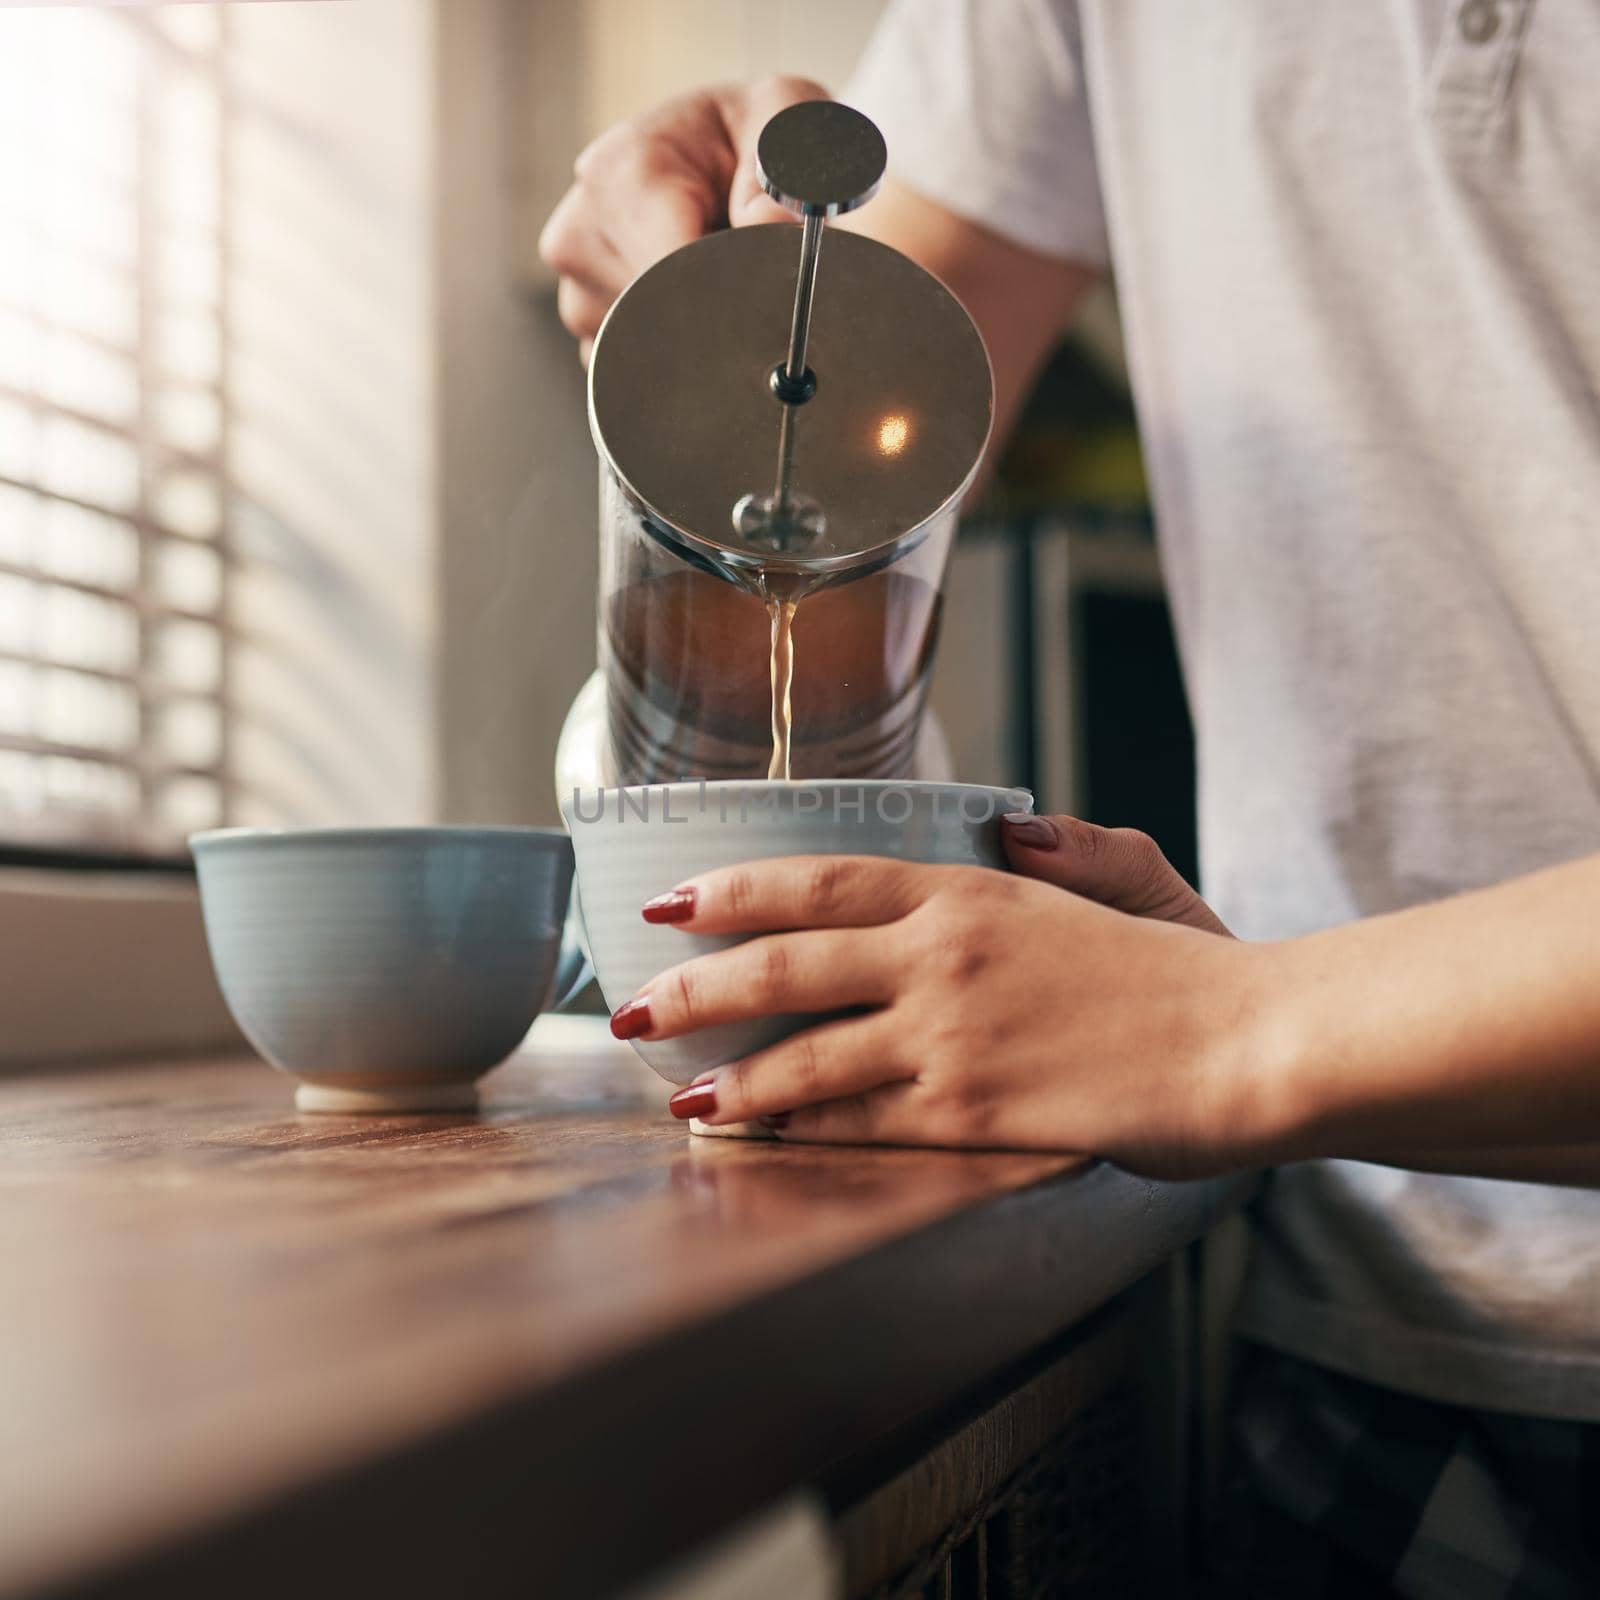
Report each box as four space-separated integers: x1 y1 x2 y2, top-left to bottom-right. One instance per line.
0 1018 1248 1600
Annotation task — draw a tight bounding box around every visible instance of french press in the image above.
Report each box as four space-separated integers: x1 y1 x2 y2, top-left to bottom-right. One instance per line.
580 101 993 785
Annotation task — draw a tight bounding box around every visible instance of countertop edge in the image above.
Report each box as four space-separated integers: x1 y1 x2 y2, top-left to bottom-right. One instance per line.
41 1162 1253 1600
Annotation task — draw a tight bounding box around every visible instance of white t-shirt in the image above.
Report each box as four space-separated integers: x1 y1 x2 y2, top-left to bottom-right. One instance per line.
850 0 1600 1419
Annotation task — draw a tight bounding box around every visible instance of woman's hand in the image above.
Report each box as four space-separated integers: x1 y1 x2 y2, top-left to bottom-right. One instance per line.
539 77 826 362
610 817 1282 1177
996 812 1232 935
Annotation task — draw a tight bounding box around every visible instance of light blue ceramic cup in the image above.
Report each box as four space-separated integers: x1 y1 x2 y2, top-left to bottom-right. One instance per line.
562 780 1033 1091
191 826 579 1112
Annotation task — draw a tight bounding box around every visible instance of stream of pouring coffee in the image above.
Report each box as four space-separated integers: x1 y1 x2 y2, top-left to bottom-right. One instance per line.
766 595 798 781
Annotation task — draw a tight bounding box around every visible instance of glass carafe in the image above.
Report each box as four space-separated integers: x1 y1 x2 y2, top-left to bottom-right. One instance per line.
584 107 992 788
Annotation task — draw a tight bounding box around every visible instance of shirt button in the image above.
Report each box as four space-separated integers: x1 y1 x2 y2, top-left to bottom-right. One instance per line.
1459 0 1501 43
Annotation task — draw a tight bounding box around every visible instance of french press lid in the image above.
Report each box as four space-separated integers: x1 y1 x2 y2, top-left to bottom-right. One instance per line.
588 101 994 580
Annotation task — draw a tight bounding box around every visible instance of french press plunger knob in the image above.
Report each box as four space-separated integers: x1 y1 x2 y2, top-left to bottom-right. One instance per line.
733 102 889 551
756 101 887 404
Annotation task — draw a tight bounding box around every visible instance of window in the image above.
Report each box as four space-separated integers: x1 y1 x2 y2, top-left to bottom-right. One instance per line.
0 8 230 856
0 0 439 1065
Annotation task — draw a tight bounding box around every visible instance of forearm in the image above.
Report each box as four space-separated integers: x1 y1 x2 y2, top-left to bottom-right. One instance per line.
1247 853 1600 1167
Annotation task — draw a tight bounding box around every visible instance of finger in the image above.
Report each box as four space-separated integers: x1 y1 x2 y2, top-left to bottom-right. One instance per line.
538 187 631 295
999 814 1231 935
618 928 894 1041
777 1082 1077 1153
771 1079 926 1145
549 132 703 284
556 276 616 345
604 176 715 277
684 1012 911 1126
643 855 937 935
728 189 801 230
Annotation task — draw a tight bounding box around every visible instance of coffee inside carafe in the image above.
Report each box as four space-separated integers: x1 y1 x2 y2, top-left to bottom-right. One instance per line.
602 553 946 784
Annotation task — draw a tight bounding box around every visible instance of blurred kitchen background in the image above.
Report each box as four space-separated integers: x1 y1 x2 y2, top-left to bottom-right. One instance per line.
0 0 1193 876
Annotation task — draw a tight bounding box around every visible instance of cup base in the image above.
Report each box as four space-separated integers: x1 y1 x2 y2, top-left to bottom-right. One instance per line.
294 1079 480 1115
689 1116 777 1141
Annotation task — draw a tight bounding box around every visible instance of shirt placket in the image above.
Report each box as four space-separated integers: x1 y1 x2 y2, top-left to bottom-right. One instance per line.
1428 0 1536 135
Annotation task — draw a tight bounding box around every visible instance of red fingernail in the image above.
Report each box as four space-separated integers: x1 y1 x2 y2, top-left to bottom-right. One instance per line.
759 1113 790 1131
642 887 696 925
1002 813 1057 850
609 996 652 1040
668 1080 717 1121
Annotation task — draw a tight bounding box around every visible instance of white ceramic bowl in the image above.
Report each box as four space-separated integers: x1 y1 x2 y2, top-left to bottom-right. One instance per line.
191 826 576 1112
562 780 1031 1087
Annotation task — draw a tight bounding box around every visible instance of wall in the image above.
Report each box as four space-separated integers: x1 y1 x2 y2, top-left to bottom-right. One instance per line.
225 0 438 825
212 0 587 830
433 0 596 827
578 0 887 148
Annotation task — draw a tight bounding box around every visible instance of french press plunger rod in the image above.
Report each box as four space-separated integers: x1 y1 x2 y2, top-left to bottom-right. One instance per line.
736 101 888 550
